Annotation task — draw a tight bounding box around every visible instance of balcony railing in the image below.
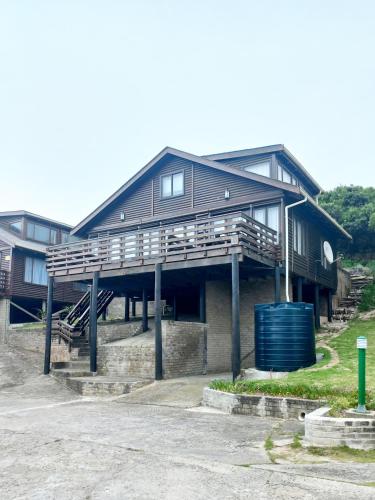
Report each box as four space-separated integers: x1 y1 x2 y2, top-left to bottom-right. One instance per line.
0 270 9 293
46 212 280 276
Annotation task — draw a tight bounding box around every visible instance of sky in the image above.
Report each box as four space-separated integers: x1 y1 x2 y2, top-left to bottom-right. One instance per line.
0 0 374 226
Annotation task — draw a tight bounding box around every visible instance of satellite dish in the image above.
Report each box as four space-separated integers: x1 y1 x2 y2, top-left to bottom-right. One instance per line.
323 241 334 264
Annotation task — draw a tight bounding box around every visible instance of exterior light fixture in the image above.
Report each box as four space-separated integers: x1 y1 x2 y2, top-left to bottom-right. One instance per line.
120 211 125 222
224 188 230 200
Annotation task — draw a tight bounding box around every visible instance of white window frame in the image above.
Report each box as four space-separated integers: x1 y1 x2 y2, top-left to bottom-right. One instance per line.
293 217 306 256
160 171 185 199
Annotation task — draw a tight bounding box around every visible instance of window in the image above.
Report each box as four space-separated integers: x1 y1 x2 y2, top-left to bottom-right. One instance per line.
293 218 306 255
277 164 297 185
245 161 270 177
9 221 22 234
24 256 48 286
161 172 184 198
26 223 57 244
253 205 280 237
61 231 70 243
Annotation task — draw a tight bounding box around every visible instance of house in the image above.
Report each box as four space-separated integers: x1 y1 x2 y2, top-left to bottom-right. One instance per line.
0 211 84 342
44 145 351 380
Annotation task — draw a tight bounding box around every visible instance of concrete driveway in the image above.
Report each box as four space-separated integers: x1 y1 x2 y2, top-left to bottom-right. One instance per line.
0 344 374 499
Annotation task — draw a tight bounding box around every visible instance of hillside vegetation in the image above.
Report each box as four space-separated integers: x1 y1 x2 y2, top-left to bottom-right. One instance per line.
319 185 375 259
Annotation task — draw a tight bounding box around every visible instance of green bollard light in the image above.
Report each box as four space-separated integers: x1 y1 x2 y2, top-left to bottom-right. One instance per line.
356 336 367 413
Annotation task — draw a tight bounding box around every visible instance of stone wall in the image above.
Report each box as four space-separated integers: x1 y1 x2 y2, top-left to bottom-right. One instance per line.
305 407 375 450
206 276 288 373
98 320 207 379
7 324 46 353
203 388 323 419
106 297 166 320
162 321 207 378
97 320 142 345
333 266 351 309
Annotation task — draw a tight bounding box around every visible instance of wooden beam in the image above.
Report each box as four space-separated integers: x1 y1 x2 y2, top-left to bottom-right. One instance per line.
327 289 333 323
124 294 130 322
274 266 281 303
231 253 241 381
314 284 320 330
154 263 162 380
43 276 54 375
142 288 148 332
297 277 303 302
10 301 43 323
199 281 206 323
89 271 99 373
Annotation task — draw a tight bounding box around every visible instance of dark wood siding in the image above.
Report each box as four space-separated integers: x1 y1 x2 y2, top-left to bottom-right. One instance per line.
193 163 280 206
10 249 82 303
289 205 338 290
87 155 282 234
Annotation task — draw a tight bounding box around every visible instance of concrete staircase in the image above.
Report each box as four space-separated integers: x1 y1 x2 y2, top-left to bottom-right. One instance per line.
333 271 373 321
51 357 151 396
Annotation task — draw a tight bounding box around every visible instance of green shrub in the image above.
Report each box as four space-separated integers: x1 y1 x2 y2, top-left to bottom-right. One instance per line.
358 283 375 312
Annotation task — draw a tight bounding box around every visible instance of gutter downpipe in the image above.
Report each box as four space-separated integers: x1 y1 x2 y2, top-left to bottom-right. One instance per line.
284 194 308 302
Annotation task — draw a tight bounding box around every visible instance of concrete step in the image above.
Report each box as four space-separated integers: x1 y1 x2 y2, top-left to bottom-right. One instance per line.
52 360 90 370
65 376 152 396
51 368 94 379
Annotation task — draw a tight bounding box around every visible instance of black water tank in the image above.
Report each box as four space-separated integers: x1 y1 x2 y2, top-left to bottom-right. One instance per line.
255 302 315 372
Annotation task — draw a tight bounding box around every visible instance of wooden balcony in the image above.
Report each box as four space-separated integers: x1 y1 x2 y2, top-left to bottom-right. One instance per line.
46 212 280 279
0 270 9 295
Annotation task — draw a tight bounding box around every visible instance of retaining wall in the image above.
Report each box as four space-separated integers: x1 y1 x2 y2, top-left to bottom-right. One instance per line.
305 407 375 450
203 387 323 419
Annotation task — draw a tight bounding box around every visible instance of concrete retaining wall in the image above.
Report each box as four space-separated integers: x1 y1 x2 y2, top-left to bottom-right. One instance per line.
203 387 323 419
0 298 10 344
97 320 142 345
305 407 375 450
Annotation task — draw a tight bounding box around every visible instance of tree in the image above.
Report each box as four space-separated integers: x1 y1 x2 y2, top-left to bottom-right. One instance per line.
319 186 375 258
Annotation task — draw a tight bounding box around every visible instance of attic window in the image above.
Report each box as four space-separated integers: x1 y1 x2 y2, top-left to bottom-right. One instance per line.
161 172 184 198
244 161 270 178
277 164 297 186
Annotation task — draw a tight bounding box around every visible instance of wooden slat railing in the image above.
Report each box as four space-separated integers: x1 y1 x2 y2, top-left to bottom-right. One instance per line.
0 270 9 293
46 212 279 275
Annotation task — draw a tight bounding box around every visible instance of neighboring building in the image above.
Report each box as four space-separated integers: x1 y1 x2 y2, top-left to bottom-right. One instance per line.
0 211 83 341
45 145 351 378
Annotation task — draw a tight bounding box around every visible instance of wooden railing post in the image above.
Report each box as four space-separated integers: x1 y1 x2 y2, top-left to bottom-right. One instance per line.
43 276 54 375
89 271 99 373
154 263 163 380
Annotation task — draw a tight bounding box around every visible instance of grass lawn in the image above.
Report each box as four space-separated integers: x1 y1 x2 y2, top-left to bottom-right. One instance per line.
210 317 375 414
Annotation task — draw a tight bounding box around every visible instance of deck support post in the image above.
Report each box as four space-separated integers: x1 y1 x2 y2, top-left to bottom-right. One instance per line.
297 277 303 302
274 266 281 303
172 295 178 321
154 263 163 380
231 253 241 382
199 282 206 323
89 271 99 373
131 297 136 317
327 289 333 323
124 294 130 322
314 284 321 330
43 276 54 375
142 288 148 332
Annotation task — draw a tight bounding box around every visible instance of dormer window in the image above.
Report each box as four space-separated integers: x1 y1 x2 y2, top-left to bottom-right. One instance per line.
244 161 270 178
161 172 184 198
26 222 57 245
9 221 22 234
277 164 297 186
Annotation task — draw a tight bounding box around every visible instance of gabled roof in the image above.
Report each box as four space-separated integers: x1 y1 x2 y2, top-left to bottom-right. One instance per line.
71 146 300 235
0 227 47 254
203 144 322 195
0 210 72 230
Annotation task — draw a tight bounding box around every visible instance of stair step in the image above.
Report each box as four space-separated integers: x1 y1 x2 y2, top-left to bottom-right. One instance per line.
52 360 89 370
51 368 94 379
65 376 151 396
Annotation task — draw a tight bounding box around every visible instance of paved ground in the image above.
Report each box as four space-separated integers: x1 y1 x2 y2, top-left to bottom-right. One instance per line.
0 345 375 499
